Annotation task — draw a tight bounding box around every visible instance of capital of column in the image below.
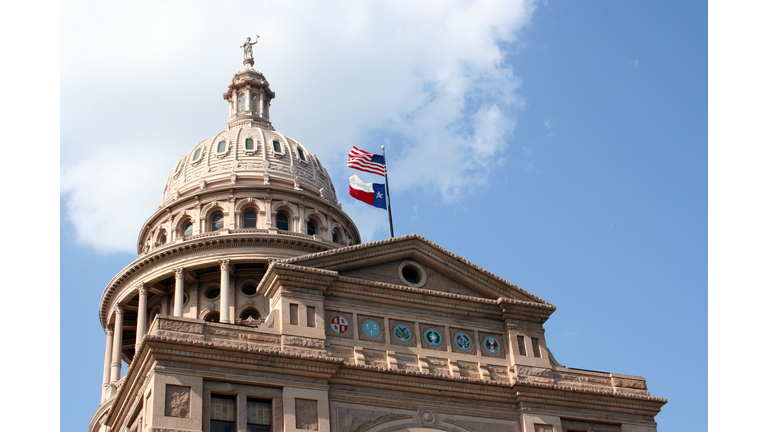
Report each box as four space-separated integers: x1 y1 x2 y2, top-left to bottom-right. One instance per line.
114 304 124 315
174 268 185 280
106 326 114 336
218 259 230 272
138 282 147 296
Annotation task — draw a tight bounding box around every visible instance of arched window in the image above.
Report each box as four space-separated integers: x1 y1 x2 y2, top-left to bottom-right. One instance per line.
157 231 166 245
243 210 257 228
238 94 246 113
211 213 224 231
307 220 316 236
183 222 193 237
240 308 260 321
276 212 289 231
204 311 220 322
332 232 339 243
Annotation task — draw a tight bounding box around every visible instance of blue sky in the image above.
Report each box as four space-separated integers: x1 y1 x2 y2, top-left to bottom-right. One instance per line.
53 1 713 431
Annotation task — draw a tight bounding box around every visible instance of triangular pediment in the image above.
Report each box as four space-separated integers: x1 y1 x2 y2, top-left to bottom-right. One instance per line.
279 234 551 305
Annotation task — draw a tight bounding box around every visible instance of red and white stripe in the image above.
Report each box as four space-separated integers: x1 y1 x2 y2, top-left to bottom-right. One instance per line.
347 146 386 176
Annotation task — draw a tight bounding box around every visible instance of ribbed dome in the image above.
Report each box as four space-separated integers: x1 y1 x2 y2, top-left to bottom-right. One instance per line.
160 124 338 207
134 60 358 257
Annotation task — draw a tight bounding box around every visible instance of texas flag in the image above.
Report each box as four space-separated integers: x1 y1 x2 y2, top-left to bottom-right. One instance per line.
349 175 387 210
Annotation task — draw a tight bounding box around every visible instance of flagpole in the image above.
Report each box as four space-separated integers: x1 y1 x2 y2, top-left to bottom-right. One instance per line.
381 145 394 238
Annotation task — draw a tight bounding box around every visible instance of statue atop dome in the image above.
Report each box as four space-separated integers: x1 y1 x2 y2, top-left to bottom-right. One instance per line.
240 36 259 65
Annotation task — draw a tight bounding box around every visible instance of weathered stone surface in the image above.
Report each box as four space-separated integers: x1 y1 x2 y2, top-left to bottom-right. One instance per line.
516 365 553 378
164 385 190 418
158 320 204 334
612 377 647 390
284 335 325 349
336 406 412 432
295 398 318 430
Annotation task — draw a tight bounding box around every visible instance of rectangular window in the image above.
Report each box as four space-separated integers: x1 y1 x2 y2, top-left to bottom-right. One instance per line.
272 140 281 153
217 141 227 153
297 147 306 161
245 138 254 150
247 399 271 432
210 394 236 432
532 337 541 358
306 306 315 327
517 336 527 356
289 304 298 325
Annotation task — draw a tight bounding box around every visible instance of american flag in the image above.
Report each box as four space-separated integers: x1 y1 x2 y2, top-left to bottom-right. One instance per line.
347 146 387 176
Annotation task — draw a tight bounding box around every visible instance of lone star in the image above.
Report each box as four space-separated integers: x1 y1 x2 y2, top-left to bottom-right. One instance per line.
375 191 384 199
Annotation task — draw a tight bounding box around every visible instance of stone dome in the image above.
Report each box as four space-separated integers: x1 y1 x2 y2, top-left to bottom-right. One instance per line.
134 61 359 257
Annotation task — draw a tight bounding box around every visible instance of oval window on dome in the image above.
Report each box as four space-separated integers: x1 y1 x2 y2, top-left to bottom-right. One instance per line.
191 148 202 162
217 141 227 153
245 138 254 150
243 210 257 228
211 214 224 231
276 212 289 231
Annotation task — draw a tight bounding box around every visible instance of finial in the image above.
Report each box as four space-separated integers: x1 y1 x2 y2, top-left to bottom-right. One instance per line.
240 35 260 66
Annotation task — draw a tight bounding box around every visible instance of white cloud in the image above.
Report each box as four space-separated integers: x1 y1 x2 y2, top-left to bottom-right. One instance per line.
62 0 536 253
631 59 640 67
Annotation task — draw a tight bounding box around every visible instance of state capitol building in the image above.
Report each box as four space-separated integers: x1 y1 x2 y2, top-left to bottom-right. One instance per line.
89 43 665 432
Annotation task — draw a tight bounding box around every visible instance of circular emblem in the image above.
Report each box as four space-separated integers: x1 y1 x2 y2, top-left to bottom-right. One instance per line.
393 324 412 342
454 332 472 351
329 315 349 334
424 328 442 347
362 320 381 338
483 336 500 354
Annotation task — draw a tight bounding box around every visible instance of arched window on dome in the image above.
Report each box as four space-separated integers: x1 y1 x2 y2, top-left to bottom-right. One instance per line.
211 213 224 232
332 231 339 244
157 231 167 246
183 221 193 237
307 220 317 236
276 212 290 231
238 94 246 114
243 210 257 228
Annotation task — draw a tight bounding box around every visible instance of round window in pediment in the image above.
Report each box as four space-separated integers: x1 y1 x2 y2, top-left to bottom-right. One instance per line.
398 261 426 288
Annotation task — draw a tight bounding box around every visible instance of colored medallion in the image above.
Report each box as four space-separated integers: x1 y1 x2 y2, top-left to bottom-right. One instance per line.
393 324 412 342
483 336 500 354
362 319 381 338
330 315 349 334
424 328 442 346
454 332 472 351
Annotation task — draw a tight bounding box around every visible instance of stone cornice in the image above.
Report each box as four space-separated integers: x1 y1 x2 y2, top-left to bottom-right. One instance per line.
99 233 333 328
280 234 552 306
258 262 339 298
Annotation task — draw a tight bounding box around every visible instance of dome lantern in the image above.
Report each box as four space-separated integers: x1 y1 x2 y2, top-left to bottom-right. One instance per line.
224 36 275 127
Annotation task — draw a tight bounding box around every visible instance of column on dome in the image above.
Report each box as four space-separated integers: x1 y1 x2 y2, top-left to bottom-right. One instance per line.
259 91 264 117
101 326 114 401
298 204 306 234
135 283 148 352
110 305 124 384
219 259 231 323
173 268 185 317
246 86 252 113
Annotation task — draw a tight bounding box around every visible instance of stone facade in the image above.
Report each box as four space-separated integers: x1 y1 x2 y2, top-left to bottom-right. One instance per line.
90 52 665 432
